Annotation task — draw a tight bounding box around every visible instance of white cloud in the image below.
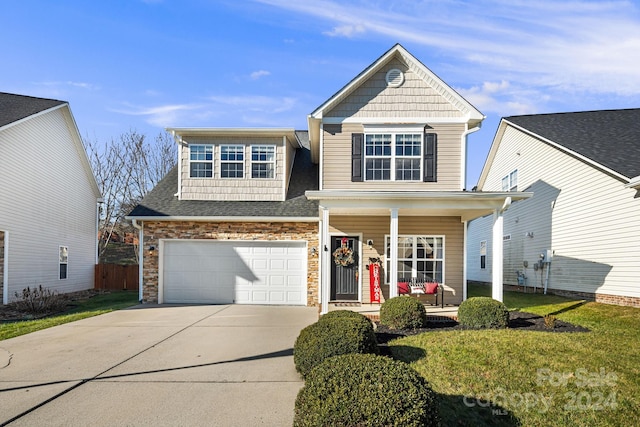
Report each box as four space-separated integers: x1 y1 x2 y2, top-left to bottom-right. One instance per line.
324 24 365 37
110 103 205 127
250 70 271 80
255 0 640 102
111 95 300 128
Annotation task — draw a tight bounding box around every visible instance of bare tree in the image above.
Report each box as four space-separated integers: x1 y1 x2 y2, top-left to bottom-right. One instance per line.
84 130 177 262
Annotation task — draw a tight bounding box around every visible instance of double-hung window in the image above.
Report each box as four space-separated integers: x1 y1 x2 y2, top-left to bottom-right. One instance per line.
251 145 275 178
220 145 244 178
395 134 422 180
502 169 518 191
189 145 213 178
365 134 392 180
353 129 436 182
385 235 444 283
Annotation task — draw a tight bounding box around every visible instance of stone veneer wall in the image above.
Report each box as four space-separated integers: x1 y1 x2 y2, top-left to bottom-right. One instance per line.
141 221 319 306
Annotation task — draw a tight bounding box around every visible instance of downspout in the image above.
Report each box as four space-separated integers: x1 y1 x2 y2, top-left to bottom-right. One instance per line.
461 123 482 190
131 219 144 302
2 231 7 305
95 199 103 265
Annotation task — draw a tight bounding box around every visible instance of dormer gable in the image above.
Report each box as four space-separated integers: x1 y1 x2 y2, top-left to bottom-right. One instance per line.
168 128 301 201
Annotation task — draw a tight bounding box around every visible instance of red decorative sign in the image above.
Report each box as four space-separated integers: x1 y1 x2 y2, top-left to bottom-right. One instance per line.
369 262 381 303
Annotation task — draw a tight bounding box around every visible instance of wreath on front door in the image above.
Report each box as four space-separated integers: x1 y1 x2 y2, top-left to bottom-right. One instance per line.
333 237 355 267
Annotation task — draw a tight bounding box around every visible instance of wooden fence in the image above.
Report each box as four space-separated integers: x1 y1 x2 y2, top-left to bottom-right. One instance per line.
95 264 139 291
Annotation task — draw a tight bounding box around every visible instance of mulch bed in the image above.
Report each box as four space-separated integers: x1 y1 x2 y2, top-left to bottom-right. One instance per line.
375 310 590 347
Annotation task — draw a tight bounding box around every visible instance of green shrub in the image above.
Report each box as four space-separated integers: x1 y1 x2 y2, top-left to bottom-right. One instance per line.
294 316 378 378
379 296 427 330
294 353 439 427
457 297 509 329
319 309 370 323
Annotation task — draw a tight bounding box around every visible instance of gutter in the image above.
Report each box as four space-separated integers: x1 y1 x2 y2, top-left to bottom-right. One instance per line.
131 219 144 302
125 216 319 223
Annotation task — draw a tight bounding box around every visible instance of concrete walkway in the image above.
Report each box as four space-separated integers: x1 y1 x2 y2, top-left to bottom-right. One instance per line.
0 304 318 426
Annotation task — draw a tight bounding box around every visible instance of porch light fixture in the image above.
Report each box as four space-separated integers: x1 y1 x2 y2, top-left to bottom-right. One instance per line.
310 246 318 256
149 245 156 254
367 239 374 249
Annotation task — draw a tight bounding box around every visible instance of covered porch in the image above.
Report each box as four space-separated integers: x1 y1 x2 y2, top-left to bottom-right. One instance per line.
305 190 531 314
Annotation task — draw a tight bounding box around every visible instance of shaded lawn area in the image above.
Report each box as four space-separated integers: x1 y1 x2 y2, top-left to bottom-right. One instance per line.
0 291 139 341
390 284 640 427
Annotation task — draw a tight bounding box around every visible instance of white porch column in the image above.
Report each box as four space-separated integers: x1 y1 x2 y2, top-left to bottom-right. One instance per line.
320 206 330 314
463 220 468 301
492 209 504 302
389 208 399 298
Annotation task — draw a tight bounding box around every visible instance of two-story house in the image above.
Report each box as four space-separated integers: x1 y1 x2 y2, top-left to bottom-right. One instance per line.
128 44 530 312
467 109 640 307
0 93 102 304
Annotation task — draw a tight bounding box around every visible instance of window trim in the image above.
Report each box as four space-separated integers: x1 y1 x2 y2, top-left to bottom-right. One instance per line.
502 169 518 191
251 145 276 179
189 144 214 178
384 235 445 284
59 246 68 280
220 144 245 179
364 132 423 182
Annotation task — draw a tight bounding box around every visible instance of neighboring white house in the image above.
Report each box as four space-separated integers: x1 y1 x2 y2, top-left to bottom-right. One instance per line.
0 92 102 304
467 109 640 307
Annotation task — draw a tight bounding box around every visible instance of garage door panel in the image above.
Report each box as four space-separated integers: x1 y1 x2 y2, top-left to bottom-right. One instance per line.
162 241 306 305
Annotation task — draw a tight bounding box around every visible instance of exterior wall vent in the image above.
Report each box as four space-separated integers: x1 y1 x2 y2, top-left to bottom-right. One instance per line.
385 68 404 87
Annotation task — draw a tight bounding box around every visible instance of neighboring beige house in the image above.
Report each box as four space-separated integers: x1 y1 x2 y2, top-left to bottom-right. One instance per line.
467 109 640 307
128 44 529 311
0 93 102 304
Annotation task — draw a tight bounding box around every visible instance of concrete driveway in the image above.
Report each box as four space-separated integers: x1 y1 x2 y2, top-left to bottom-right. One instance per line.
0 304 318 426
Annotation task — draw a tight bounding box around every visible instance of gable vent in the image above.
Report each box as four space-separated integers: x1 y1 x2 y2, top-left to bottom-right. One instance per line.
385 68 404 87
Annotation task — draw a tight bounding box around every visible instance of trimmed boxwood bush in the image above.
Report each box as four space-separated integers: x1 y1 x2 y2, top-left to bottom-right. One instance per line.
294 316 378 378
458 296 510 329
294 353 439 427
380 296 427 330
319 309 370 323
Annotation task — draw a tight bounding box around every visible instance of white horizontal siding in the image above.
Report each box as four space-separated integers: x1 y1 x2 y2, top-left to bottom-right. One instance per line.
472 125 640 298
0 108 97 301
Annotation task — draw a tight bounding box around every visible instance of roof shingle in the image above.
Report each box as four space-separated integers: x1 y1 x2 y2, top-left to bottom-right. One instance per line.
505 109 640 179
0 92 66 129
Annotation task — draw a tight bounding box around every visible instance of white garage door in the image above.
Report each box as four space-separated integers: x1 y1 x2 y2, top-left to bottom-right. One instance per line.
162 240 307 305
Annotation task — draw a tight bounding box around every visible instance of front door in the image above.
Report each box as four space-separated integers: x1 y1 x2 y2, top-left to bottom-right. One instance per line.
330 236 359 301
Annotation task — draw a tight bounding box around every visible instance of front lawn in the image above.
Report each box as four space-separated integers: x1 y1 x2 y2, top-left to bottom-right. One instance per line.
0 291 139 340
389 284 640 426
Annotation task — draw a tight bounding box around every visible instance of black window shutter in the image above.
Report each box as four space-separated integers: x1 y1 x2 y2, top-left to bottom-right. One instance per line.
424 133 437 182
352 133 364 182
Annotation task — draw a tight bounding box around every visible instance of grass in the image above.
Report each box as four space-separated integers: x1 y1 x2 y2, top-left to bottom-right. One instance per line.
389 284 640 427
0 291 139 341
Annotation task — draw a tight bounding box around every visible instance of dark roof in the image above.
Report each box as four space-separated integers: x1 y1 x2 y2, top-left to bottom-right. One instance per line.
0 92 66 128
505 109 640 179
128 136 319 218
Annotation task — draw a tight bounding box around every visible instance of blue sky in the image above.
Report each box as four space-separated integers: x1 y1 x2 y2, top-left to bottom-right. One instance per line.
3 0 640 188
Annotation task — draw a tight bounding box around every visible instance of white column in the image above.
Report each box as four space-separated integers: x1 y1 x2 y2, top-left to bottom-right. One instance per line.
389 208 399 298
492 209 504 302
320 207 330 314
463 220 468 301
